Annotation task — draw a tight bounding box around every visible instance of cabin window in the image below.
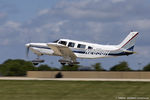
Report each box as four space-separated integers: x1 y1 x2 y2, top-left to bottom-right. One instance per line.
58 41 67 46
88 46 93 49
77 44 86 49
68 42 75 47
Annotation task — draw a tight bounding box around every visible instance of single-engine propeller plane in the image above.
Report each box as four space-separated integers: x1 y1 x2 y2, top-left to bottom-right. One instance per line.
25 31 138 65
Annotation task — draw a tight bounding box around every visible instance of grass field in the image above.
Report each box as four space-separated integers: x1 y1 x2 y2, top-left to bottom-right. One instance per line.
0 80 149 100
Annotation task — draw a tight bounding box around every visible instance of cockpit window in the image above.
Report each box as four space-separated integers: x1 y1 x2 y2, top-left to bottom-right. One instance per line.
68 42 75 47
58 41 67 46
77 44 86 49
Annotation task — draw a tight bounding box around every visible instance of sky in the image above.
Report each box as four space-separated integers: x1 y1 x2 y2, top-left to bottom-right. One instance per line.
0 0 150 70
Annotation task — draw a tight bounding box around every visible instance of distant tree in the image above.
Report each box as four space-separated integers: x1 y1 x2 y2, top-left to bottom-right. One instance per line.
0 59 36 76
61 64 80 71
110 61 132 71
78 66 95 71
38 64 51 71
92 63 105 71
143 63 150 71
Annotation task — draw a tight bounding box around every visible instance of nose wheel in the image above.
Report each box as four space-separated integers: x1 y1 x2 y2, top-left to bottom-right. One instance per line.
31 56 45 66
60 62 66 66
32 59 45 66
59 59 79 66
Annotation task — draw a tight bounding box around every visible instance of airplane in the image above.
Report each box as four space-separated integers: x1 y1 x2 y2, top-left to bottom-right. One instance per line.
25 31 138 66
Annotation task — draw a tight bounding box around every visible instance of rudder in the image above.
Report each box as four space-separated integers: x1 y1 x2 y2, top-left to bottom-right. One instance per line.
118 32 138 51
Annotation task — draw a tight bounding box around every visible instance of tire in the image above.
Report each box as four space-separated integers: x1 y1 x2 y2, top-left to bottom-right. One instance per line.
61 63 66 66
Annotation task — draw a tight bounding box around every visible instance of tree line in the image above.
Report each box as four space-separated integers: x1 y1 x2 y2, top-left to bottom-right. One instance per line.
0 59 150 76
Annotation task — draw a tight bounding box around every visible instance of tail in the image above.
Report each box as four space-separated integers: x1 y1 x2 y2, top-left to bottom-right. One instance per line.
117 32 139 51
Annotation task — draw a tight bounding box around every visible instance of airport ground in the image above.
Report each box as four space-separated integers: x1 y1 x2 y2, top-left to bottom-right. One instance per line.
0 79 149 100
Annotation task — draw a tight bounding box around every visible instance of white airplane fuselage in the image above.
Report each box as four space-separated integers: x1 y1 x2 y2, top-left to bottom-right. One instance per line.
26 32 138 59
26 32 138 65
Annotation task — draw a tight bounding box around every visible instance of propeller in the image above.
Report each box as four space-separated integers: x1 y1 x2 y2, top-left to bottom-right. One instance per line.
25 43 30 58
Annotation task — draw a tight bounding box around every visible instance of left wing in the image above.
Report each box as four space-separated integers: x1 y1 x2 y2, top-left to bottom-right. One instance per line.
47 43 77 62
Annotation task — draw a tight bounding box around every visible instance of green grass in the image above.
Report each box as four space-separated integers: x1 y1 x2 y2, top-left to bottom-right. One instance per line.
0 80 149 100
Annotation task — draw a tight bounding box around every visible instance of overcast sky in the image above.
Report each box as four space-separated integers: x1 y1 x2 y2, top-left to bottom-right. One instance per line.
0 0 150 69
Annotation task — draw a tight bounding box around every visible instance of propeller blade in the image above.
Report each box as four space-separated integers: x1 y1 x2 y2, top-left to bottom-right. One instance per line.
26 47 29 58
25 43 30 58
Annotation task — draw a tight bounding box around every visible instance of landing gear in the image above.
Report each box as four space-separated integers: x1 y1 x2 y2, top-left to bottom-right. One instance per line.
32 59 45 66
59 59 80 66
60 62 66 66
32 62 39 66
31 56 45 66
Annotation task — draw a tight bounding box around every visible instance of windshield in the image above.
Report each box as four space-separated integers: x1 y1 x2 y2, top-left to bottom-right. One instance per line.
58 41 67 46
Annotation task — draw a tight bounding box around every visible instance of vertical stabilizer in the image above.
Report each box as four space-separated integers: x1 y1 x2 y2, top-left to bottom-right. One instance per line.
118 32 138 51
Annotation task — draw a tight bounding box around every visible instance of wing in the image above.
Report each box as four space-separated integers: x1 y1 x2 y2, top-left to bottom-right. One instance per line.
47 43 77 62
